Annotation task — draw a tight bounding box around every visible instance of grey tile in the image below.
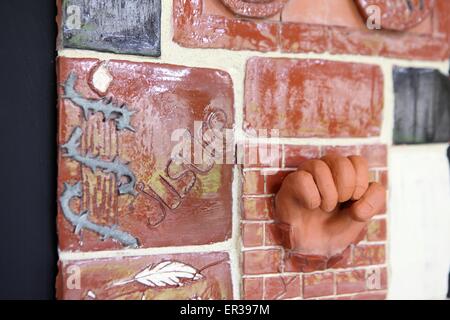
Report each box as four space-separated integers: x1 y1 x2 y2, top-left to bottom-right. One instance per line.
393 67 450 144
60 0 161 56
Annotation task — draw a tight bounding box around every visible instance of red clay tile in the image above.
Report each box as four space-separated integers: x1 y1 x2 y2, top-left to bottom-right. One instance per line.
57 252 233 300
243 249 282 275
57 57 234 251
336 270 366 295
283 145 320 168
173 0 279 52
244 58 383 138
264 222 283 246
242 171 265 195
173 0 450 60
242 277 264 300
353 244 386 266
242 222 264 247
280 0 449 61
264 275 302 300
302 273 334 298
367 219 387 242
242 197 273 220
321 145 361 158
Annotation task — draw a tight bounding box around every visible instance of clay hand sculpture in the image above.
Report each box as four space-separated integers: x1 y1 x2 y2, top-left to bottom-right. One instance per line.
274 155 386 272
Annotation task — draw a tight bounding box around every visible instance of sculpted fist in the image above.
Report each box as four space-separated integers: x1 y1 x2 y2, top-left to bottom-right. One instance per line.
274 155 386 271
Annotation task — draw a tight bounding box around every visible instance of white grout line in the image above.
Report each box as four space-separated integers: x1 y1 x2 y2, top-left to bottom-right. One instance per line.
59 240 232 261
242 194 275 199
230 165 243 299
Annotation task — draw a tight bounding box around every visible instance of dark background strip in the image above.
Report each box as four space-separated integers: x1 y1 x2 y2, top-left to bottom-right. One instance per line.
0 1 57 299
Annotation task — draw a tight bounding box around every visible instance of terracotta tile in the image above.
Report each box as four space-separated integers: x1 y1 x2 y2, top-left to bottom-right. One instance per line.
302 272 334 299
173 0 449 60
57 57 234 251
57 0 161 56
280 22 328 53
367 219 387 242
242 197 273 220
264 275 302 300
353 244 386 266
264 222 283 246
242 277 264 300
283 145 320 168
321 146 361 158
242 171 265 195
244 58 383 138
241 223 264 247
57 252 233 300
280 20 449 61
336 270 366 295
243 249 282 275
173 0 279 52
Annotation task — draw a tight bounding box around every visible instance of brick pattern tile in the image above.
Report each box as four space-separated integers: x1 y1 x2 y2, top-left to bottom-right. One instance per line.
303 273 334 299
240 143 388 300
244 58 384 138
173 0 450 60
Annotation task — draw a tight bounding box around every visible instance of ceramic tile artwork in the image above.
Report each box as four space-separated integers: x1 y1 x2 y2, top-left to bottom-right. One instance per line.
393 67 450 144
58 0 161 56
49 0 449 301
244 57 384 138
173 0 450 60
57 57 234 251
240 143 389 299
57 252 233 300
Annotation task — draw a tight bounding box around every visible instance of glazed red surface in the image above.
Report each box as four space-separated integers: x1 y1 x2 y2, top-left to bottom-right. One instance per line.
173 0 450 60
57 57 234 251
244 58 384 138
57 252 233 300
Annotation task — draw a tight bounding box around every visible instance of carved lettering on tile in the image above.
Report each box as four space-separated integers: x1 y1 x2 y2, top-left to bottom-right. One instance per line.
58 58 233 250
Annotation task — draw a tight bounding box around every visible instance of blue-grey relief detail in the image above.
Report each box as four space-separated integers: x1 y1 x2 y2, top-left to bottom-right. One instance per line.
61 0 161 57
63 72 135 132
62 126 137 196
393 67 450 144
60 182 139 247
